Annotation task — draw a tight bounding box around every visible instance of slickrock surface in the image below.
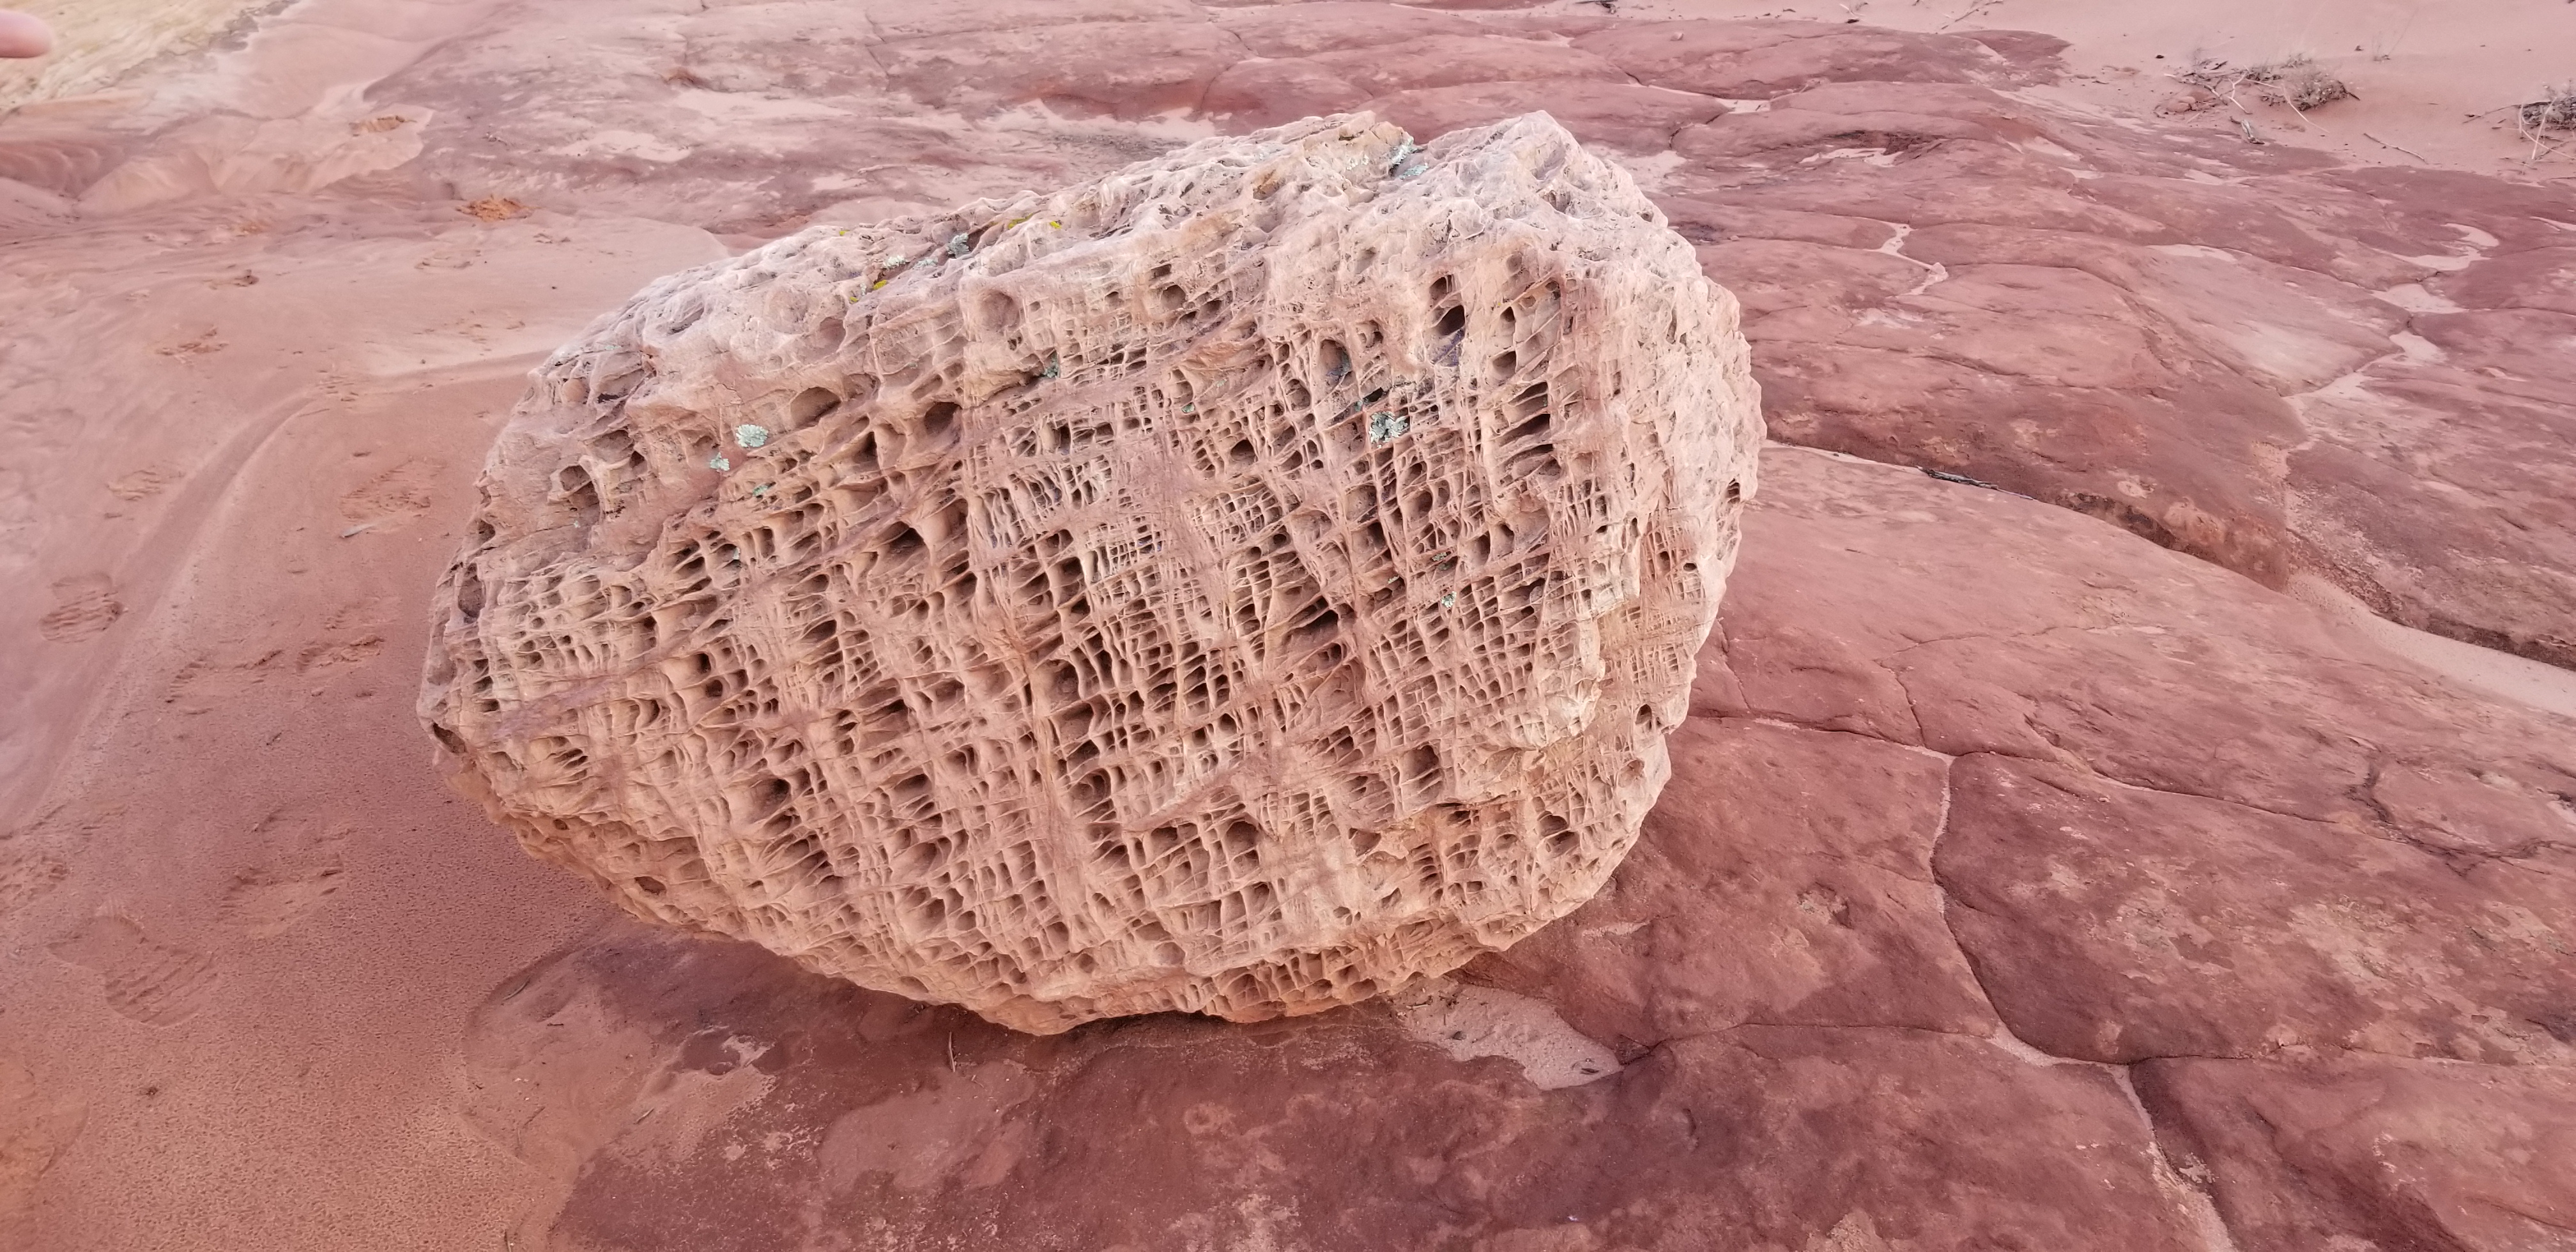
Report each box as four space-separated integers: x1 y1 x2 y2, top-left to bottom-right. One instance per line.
6 3 2576 1249
424 113 1757 1032
438 449 2576 1252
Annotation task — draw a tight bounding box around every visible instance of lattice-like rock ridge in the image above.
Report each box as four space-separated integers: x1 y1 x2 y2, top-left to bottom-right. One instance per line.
420 112 1763 1034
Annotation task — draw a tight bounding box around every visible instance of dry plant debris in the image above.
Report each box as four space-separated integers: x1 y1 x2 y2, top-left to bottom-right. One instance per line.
418 112 1763 1034
2519 82 2576 139
2177 54 2354 113
459 195 529 221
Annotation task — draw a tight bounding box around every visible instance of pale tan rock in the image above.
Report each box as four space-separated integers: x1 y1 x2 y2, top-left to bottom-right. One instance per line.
418 112 1761 1034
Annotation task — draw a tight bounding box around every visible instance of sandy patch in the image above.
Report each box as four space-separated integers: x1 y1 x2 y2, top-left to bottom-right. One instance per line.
1614 0 2576 174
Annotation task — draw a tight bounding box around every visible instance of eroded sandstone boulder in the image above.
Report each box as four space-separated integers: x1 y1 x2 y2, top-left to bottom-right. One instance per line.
420 112 1761 1033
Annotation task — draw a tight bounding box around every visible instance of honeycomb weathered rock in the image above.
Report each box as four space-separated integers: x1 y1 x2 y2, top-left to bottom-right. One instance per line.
418 112 1761 1034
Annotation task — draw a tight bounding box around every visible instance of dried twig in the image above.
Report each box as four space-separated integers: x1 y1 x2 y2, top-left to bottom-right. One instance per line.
2175 58 2255 112
2363 132 2428 163
1934 0 1999 33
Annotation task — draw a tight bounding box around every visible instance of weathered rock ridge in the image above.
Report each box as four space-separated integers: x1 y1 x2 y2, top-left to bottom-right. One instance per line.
420 113 1759 1033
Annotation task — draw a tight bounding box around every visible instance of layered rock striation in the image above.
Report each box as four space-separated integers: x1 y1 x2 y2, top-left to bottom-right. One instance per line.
419 112 1761 1033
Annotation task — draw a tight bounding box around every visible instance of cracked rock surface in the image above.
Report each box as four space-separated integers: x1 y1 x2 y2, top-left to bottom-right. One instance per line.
4 3 2574 1249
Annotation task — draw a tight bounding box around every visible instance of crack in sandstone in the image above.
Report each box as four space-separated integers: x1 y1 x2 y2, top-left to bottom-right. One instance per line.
1752 661 2373 846
1872 641 2568 874
1754 685 2564 1065
1918 749 2245 1250
2113 1066 2250 1252
2356 754 2549 876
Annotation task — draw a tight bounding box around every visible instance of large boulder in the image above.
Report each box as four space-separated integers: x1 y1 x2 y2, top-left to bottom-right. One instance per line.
419 112 1761 1033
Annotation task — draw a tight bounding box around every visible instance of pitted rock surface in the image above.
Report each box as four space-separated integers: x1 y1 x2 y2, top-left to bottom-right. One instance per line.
420 112 1760 1033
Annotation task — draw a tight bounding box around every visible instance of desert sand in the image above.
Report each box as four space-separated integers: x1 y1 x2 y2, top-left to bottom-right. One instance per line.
1630 0 2576 171
3 2 2573 1250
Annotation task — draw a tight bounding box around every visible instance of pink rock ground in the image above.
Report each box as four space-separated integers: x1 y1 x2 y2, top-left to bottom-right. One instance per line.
3 3 2573 1249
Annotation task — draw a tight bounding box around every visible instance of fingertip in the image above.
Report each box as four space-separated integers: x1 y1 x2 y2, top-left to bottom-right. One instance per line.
0 11 55 60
